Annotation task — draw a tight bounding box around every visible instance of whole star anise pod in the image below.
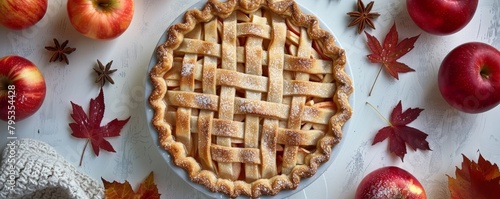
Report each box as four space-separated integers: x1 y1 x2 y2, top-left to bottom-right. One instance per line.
347 0 380 34
94 59 117 86
45 38 76 65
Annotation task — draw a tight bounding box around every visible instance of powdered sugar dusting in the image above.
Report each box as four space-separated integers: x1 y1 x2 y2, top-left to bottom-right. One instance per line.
369 180 402 198
303 107 319 121
244 24 266 37
195 95 212 109
175 93 186 104
241 149 260 164
218 72 234 85
292 83 305 94
181 63 195 77
289 103 301 119
240 101 258 113
214 120 237 138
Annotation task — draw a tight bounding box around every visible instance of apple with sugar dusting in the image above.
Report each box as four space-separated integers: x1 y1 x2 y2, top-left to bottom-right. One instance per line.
355 166 426 199
67 0 134 40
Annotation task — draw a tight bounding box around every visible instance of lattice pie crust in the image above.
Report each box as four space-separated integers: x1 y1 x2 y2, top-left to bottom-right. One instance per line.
149 0 353 197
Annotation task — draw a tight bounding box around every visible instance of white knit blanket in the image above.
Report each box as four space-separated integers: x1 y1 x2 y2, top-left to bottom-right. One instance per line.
0 139 104 199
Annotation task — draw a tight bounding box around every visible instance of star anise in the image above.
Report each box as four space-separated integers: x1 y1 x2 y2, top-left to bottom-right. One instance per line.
45 38 76 65
93 59 117 86
347 0 380 34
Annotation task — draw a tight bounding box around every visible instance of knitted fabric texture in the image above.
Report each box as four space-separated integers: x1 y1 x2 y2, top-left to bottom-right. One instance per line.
0 138 104 199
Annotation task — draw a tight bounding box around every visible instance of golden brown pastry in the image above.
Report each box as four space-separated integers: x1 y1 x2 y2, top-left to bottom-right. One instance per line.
149 0 353 197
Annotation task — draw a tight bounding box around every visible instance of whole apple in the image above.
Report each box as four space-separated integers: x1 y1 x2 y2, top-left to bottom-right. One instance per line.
355 166 426 199
438 42 500 113
0 0 48 30
0 56 46 121
67 0 134 40
406 0 478 35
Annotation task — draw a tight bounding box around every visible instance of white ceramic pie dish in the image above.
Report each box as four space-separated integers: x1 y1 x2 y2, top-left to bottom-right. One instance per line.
144 1 355 198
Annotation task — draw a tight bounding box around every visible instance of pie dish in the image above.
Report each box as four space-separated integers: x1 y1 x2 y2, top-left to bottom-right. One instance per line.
148 0 353 198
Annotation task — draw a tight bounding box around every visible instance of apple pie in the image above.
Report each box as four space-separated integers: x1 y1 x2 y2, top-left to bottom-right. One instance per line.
149 0 353 197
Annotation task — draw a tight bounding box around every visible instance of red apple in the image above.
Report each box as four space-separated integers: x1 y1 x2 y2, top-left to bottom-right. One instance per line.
355 166 426 199
438 42 500 113
406 0 478 35
67 0 134 40
0 56 46 121
0 0 48 30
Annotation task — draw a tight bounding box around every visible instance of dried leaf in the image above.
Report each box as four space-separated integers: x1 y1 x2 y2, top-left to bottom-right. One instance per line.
371 100 430 161
365 23 419 95
69 88 130 166
103 172 161 199
448 154 500 199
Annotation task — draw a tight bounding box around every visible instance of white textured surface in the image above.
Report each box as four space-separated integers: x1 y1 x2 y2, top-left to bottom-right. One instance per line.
1 0 499 198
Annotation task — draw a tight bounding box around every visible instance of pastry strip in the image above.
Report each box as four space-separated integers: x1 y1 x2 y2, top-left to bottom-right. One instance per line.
260 13 286 178
243 12 265 182
198 19 219 171
283 28 311 174
175 26 201 156
211 145 261 164
216 12 239 180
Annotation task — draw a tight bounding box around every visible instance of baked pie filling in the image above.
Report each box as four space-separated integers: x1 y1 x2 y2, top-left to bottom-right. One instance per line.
149 0 353 197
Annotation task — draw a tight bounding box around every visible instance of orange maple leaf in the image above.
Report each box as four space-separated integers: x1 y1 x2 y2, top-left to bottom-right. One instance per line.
102 171 161 199
448 154 500 199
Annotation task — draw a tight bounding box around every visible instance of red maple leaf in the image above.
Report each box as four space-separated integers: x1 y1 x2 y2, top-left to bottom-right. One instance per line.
448 154 500 199
69 88 130 166
370 100 430 162
102 171 161 199
365 23 420 96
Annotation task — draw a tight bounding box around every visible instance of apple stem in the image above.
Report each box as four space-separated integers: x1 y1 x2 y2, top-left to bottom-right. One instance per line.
79 139 89 167
366 101 392 126
480 67 490 80
0 75 13 93
368 66 383 96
